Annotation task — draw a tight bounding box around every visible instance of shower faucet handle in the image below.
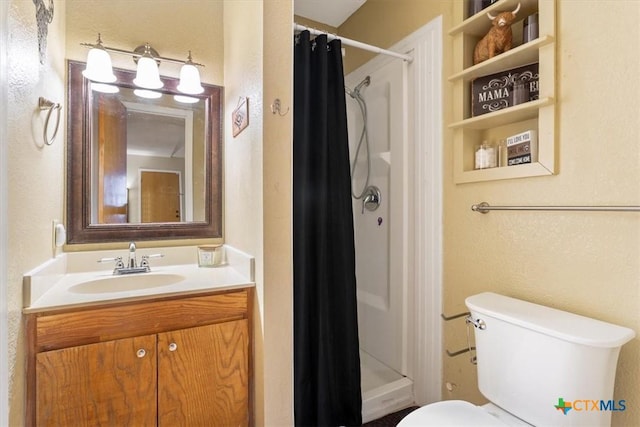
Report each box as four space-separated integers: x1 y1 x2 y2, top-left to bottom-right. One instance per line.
361 185 381 214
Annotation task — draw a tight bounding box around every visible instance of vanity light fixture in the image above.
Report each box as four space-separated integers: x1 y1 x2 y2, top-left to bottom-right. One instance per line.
81 34 205 95
82 34 117 83
133 43 164 89
176 51 204 95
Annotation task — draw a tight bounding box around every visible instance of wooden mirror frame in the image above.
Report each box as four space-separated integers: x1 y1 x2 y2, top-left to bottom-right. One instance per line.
66 60 223 244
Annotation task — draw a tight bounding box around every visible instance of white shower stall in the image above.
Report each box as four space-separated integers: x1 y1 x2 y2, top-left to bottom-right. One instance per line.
344 18 443 423
346 58 413 422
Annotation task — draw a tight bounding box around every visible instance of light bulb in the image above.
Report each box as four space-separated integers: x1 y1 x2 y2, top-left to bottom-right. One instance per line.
177 52 204 95
133 44 163 90
82 35 116 83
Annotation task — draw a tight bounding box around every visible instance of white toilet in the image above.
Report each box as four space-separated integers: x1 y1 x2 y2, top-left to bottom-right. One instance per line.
399 292 635 427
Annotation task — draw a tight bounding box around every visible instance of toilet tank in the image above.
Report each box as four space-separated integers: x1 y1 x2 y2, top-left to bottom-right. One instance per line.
466 292 635 427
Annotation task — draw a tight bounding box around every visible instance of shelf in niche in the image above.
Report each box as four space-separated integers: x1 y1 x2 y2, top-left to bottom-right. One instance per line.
449 0 539 37
448 35 554 82
449 97 553 130
456 161 554 184
450 0 556 184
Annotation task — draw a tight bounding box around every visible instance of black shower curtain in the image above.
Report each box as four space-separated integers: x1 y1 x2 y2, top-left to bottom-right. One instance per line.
293 31 362 427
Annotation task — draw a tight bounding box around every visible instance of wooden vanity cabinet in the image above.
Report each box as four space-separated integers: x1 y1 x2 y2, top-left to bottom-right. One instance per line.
26 288 252 427
36 334 158 425
157 320 249 426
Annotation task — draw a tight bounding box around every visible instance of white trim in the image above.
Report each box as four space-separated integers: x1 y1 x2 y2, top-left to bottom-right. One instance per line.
411 16 443 406
0 0 9 423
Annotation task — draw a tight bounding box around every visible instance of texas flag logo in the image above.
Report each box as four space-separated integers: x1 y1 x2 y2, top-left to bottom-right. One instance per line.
555 398 573 415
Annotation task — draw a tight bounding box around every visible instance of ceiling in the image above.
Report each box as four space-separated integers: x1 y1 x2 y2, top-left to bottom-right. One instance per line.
127 112 185 158
294 0 367 27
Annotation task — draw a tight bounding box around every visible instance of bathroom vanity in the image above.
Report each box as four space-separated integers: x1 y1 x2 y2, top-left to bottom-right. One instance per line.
23 245 254 426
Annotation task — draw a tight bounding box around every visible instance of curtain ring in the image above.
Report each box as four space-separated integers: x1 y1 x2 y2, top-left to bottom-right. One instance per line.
39 96 61 146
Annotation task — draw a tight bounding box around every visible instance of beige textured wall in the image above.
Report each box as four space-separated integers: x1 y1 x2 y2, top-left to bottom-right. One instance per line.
342 0 640 425
223 0 264 297
224 1 293 424
263 2 294 424
7 0 66 424
222 0 266 424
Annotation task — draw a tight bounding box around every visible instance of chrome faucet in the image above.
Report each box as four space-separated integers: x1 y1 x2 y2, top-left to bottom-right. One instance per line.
128 242 137 268
97 242 164 275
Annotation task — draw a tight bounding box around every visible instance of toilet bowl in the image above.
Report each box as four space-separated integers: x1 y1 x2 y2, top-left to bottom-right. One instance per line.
398 292 635 427
398 401 531 426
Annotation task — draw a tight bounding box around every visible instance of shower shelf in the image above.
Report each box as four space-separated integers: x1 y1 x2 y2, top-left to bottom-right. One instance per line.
377 151 391 165
449 0 556 184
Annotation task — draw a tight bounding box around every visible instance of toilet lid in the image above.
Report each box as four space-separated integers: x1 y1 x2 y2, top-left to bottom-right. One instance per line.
397 400 510 427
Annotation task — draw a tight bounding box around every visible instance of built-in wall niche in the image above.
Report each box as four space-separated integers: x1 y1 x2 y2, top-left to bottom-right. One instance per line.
449 0 556 183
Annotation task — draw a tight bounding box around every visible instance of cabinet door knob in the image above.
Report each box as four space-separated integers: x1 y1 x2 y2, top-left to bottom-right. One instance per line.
168 342 178 352
136 348 146 358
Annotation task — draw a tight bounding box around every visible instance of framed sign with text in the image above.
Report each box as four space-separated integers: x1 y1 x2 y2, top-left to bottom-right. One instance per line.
472 63 539 117
232 97 249 137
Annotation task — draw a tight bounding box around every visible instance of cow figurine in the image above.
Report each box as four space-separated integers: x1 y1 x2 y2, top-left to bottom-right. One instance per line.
473 3 521 65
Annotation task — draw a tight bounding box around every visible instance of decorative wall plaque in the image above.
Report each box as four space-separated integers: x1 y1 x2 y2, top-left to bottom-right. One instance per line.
232 97 249 137
472 63 539 117
34 0 55 64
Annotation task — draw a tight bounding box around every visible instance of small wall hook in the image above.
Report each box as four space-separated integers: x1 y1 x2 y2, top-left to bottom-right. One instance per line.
271 98 289 116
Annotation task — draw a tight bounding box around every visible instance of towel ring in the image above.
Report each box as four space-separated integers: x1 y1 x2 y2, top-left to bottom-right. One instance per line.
39 97 62 146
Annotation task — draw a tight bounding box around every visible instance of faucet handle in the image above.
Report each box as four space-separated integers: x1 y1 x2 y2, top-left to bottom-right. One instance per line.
145 253 165 259
98 256 121 263
140 254 164 268
98 256 125 269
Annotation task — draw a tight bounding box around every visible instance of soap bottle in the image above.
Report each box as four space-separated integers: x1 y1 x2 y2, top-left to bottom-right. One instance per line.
475 141 496 169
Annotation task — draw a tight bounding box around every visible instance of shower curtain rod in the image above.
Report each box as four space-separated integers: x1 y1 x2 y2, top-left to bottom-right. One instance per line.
293 23 414 63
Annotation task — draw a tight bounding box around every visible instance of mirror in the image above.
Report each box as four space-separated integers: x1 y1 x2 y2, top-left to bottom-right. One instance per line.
66 60 223 244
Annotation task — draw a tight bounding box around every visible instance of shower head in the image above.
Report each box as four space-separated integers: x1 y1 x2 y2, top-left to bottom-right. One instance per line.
345 75 371 99
354 76 370 93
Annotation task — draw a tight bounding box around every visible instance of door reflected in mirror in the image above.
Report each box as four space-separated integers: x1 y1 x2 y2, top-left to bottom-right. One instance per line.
67 60 223 244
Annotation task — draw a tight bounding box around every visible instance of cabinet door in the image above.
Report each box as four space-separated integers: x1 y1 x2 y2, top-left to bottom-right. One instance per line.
36 335 157 426
158 320 249 426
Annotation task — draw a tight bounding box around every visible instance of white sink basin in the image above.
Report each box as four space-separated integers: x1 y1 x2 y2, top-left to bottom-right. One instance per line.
23 245 256 312
68 273 186 294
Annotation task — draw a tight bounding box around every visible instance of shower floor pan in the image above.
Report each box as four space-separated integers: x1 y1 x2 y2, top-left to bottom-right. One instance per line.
361 351 414 423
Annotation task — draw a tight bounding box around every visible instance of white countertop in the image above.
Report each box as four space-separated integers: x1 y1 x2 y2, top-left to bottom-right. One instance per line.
23 245 255 313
